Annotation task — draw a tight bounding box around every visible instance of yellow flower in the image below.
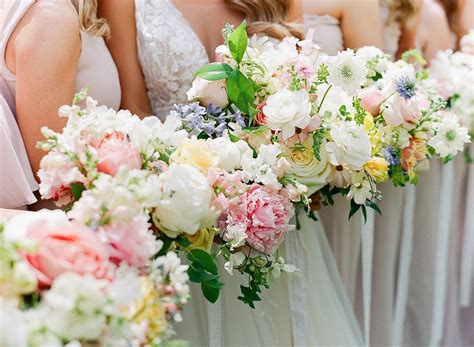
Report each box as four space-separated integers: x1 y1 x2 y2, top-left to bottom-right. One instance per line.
364 114 382 155
170 137 215 174
364 157 389 183
187 228 215 253
123 277 168 343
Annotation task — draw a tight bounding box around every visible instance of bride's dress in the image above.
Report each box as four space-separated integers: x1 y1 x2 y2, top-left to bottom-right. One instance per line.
135 1 365 345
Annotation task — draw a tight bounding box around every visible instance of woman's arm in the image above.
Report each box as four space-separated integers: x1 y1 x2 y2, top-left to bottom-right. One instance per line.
340 0 384 49
7 1 81 176
99 0 152 118
417 0 451 60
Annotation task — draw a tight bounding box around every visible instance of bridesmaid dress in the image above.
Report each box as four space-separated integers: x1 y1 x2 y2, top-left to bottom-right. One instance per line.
0 0 121 209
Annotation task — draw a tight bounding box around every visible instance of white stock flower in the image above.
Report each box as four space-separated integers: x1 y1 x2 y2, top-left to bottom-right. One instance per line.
222 223 247 250
263 89 312 139
241 143 286 189
347 172 372 204
153 164 219 237
328 50 367 94
44 273 108 341
270 256 298 279
0 299 27 347
224 252 246 276
429 114 470 157
154 252 190 297
325 121 372 170
107 264 141 310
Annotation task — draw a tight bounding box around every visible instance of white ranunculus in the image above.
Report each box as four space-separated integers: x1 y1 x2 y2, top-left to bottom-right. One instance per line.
187 77 229 108
153 164 219 237
429 114 471 157
44 273 107 341
325 121 372 170
328 50 367 94
0 299 28 347
207 136 251 172
263 89 312 139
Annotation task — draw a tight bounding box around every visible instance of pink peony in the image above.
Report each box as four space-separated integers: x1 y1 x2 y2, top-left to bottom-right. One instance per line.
95 132 142 176
359 88 384 116
23 221 112 287
226 185 295 255
100 215 161 268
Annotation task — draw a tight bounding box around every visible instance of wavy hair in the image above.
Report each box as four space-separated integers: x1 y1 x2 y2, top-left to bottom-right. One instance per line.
70 0 110 38
224 0 303 40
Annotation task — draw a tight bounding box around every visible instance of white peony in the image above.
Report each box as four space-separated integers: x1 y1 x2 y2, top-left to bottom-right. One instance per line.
263 89 312 139
429 114 471 157
187 77 229 108
44 273 108 341
325 121 372 170
207 135 252 172
153 164 219 237
328 50 367 94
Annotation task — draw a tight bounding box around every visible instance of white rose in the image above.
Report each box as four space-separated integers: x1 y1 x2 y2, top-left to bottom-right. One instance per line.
207 136 251 172
187 77 229 108
282 138 332 195
153 164 219 237
325 121 371 170
263 89 312 139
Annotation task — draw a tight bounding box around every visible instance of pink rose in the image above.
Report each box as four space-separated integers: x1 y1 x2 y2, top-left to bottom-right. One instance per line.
24 221 112 287
359 88 384 116
95 132 142 176
255 102 268 125
383 95 425 128
226 185 295 255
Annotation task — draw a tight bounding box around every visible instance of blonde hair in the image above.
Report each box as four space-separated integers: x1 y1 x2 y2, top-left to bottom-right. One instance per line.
382 0 421 27
224 0 303 40
70 0 110 38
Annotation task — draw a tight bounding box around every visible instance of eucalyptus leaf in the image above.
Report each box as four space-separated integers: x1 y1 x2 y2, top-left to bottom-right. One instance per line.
187 249 218 275
187 266 218 283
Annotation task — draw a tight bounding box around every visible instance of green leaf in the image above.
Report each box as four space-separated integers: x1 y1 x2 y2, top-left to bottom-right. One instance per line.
361 205 367 223
238 284 262 309
248 104 257 126
228 20 248 65
70 182 86 201
366 200 382 215
348 200 361 220
188 266 218 283
201 280 222 303
228 132 241 143
195 62 233 81
187 249 218 275
312 128 326 161
227 69 255 114
175 235 192 247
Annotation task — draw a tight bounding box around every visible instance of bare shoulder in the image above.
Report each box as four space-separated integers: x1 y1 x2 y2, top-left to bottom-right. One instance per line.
341 0 379 13
13 0 80 55
420 0 449 30
302 0 344 19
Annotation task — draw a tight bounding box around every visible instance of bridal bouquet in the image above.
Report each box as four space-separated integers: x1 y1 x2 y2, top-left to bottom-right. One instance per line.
186 21 470 219
0 209 189 346
37 93 299 308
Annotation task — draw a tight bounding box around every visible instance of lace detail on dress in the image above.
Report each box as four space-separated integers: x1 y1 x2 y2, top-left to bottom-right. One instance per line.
135 0 209 117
